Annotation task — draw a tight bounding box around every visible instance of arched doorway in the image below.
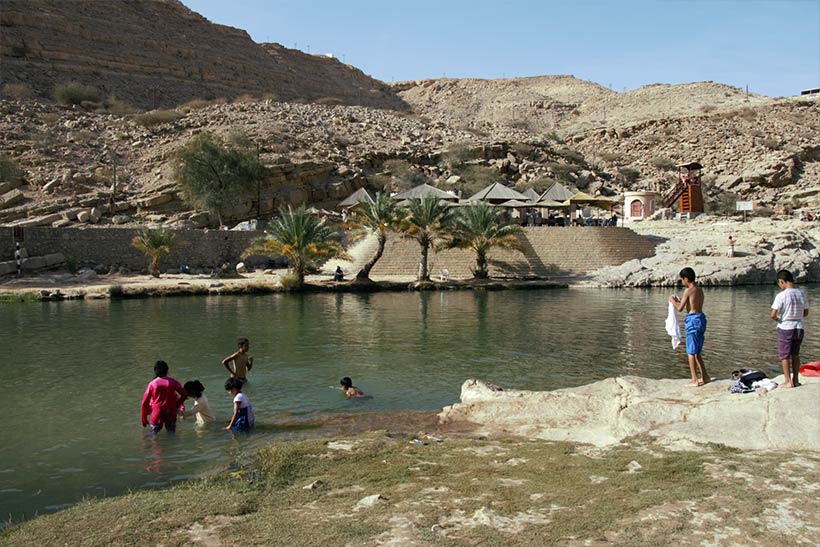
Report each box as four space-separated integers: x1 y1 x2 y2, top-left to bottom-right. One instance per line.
630 199 643 218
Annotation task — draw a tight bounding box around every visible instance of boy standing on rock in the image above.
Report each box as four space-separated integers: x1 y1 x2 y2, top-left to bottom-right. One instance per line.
670 267 710 386
771 269 810 388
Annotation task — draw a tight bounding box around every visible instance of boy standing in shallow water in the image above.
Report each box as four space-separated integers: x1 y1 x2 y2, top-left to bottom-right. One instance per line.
670 267 711 387
771 269 810 388
141 360 187 433
222 337 253 384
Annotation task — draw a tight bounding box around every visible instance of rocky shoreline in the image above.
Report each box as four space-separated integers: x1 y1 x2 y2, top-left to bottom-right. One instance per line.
440 376 820 451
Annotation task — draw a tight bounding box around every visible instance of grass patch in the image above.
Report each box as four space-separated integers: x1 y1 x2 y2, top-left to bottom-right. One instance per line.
53 82 100 106
3 434 817 546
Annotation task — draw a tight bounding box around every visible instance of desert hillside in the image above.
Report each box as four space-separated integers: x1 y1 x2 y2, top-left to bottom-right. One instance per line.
0 0 406 110
395 77 772 134
0 1 818 233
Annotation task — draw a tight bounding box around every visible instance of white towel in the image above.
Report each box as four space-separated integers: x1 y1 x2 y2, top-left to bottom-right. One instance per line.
666 302 681 349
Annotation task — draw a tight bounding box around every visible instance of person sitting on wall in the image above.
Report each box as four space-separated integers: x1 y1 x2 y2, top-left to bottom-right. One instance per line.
334 265 344 282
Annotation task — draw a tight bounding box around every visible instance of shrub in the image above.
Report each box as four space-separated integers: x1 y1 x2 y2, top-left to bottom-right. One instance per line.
179 98 211 112
644 135 662 144
708 192 740 216
559 147 585 165
174 132 267 226
105 98 136 115
761 138 781 150
233 94 258 104
315 97 344 106
752 206 774 217
455 165 499 193
0 155 24 183
1 83 32 100
545 130 565 144
616 167 641 187
650 157 676 170
133 109 182 127
511 143 535 159
383 159 430 192
736 106 757 121
599 152 622 164
546 162 577 183
441 143 477 169
65 256 79 275
53 82 100 106
108 284 124 298
699 104 717 113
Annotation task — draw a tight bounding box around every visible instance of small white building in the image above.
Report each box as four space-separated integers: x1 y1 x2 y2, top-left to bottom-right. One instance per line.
624 191 659 221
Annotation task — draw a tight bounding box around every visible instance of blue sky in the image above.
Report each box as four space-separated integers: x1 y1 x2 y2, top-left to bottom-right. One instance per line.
184 0 820 97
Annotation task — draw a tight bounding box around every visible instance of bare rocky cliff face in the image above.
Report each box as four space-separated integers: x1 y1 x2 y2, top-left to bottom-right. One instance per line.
0 0 406 110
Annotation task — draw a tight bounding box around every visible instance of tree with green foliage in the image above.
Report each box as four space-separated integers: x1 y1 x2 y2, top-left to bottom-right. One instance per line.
174 133 266 226
243 206 345 288
398 197 452 281
445 202 521 279
131 228 179 278
349 192 397 283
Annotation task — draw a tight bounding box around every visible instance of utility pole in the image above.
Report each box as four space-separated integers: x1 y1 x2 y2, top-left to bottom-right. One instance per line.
256 142 262 219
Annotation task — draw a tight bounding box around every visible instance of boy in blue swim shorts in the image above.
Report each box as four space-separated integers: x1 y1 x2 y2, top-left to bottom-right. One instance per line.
670 267 711 386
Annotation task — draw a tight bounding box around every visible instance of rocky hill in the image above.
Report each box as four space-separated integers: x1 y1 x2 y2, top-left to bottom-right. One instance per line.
0 0 406 110
394 78 771 133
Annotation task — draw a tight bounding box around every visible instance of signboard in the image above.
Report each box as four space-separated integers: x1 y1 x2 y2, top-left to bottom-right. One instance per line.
735 201 754 211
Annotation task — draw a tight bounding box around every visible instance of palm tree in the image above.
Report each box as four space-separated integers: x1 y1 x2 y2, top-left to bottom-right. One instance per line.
398 197 452 281
131 228 179 278
243 205 344 288
349 192 397 283
446 202 521 279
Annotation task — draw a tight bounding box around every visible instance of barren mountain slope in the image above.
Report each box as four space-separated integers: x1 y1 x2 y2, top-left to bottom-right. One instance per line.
397 77 772 134
571 98 820 209
0 0 405 110
394 75 613 132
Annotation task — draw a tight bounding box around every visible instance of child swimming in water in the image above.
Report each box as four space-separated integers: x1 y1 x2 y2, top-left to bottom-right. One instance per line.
181 380 215 426
340 377 365 398
225 378 254 432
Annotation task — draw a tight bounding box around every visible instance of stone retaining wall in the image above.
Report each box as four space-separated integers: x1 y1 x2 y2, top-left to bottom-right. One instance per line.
371 227 657 278
0 226 265 272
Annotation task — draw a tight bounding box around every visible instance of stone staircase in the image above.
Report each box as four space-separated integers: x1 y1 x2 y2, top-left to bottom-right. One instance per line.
369 227 657 279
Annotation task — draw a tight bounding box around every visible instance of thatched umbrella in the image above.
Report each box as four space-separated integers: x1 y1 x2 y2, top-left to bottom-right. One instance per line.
468 182 529 204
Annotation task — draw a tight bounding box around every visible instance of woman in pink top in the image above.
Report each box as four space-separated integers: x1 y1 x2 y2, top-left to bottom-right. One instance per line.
141 360 187 433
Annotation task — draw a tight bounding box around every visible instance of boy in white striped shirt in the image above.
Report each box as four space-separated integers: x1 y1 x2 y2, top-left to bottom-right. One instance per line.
771 269 810 388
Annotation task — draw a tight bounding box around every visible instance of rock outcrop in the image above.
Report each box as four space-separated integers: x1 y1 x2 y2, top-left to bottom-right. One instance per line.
587 217 820 286
439 377 820 451
0 0 406 110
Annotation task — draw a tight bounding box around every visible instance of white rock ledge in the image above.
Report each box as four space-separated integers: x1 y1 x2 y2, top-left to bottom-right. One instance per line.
438 376 820 451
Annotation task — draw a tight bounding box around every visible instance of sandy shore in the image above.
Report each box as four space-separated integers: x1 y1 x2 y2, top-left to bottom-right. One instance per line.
1 217 817 300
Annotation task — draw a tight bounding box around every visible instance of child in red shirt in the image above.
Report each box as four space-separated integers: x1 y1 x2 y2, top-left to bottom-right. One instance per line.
141 360 187 433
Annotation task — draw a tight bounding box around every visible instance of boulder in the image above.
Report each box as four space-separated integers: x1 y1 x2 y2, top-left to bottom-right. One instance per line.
89 207 102 223
439 377 820 451
136 193 173 208
0 189 24 210
235 262 247 274
112 214 131 225
52 218 72 228
77 210 91 223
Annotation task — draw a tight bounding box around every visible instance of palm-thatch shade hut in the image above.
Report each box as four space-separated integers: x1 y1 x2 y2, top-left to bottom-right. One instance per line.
539 182 574 202
497 199 533 208
521 188 541 202
468 182 529 204
393 184 459 201
535 199 569 208
338 187 375 208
